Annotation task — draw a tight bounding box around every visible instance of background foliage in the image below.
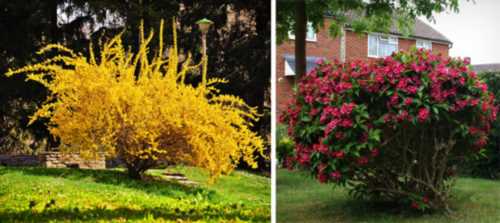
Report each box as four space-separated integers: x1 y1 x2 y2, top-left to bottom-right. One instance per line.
462 71 500 179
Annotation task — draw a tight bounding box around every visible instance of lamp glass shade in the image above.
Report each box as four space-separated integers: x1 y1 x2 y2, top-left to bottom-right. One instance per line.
196 18 213 33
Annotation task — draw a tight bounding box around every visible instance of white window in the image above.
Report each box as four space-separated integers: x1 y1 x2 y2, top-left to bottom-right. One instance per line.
368 34 398 58
416 39 432 50
283 55 324 76
285 59 295 76
288 22 317 42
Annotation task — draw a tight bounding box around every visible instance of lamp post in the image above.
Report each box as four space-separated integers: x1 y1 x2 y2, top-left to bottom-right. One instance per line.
196 18 213 86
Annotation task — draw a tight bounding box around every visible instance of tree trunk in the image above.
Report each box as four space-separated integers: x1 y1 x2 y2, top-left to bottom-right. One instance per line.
48 0 59 43
294 0 307 79
125 157 156 180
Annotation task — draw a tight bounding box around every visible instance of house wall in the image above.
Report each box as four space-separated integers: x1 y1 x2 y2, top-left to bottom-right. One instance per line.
277 20 342 114
277 23 450 114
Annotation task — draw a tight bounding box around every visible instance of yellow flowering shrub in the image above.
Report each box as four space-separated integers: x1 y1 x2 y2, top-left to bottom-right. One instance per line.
6 19 265 180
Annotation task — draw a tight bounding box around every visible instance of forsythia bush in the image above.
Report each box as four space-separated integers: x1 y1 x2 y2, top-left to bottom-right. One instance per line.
6 19 265 180
281 49 497 211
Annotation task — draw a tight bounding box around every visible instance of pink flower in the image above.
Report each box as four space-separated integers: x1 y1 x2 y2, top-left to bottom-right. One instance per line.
340 102 356 115
371 148 379 157
340 119 353 128
383 113 393 123
456 100 468 110
470 71 477 79
317 173 328 183
375 73 385 83
309 108 319 116
325 119 340 135
437 64 449 75
474 137 487 148
305 95 314 104
458 77 466 85
396 110 409 122
406 86 418 94
469 98 479 106
318 163 328 172
464 57 471 65
411 201 419 209
468 127 481 135
404 98 413 106
331 151 344 159
423 196 429 204
330 171 342 181
335 82 353 93
476 82 488 92
313 143 329 154
357 156 369 165
417 108 430 122
411 63 425 72
389 93 399 106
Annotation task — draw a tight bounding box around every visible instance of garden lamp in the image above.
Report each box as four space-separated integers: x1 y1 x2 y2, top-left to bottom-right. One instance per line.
196 18 213 35
195 18 213 86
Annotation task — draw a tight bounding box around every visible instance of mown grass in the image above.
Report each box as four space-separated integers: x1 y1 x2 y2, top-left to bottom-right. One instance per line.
277 168 500 223
0 166 270 222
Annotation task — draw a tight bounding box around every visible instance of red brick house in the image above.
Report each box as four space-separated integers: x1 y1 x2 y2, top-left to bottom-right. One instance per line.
277 18 452 113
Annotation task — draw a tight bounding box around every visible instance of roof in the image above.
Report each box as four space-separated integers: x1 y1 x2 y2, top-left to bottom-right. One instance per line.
335 12 452 44
406 19 451 44
472 63 500 73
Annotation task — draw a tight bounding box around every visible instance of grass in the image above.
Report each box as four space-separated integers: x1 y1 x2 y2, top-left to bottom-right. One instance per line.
277 168 500 223
0 166 270 222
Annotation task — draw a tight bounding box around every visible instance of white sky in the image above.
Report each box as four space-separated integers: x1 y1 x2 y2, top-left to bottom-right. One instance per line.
419 0 500 65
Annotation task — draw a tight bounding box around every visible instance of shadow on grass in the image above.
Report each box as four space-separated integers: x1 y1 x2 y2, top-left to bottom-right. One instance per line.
0 205 268 223
317 196 450 222
0 167 210 198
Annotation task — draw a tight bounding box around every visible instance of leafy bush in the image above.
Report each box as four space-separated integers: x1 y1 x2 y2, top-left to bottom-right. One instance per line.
5 19 265 180
277 124 295 167
277 136 295 167
281 49 497 211
461 72 500 179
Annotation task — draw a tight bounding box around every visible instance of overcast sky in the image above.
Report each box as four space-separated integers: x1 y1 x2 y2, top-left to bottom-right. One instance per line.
420 0 500 65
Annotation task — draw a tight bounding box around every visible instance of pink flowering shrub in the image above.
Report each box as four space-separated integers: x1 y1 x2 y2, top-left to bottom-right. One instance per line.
281 49 497 211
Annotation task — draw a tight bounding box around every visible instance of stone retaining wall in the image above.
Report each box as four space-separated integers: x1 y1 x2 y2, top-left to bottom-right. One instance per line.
39 152 105 169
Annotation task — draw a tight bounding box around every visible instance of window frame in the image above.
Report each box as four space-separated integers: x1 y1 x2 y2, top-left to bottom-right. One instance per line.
288 22 317 42
367 33 399 58
416 39 432 50
283 55 325 76
284 59 295 76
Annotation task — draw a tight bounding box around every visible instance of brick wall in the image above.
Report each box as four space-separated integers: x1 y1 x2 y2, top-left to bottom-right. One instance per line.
277 23 450 115
432 42 449 57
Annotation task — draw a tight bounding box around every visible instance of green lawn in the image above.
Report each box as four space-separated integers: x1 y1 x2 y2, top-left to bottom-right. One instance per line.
277 168 500 223
0 166 270 222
